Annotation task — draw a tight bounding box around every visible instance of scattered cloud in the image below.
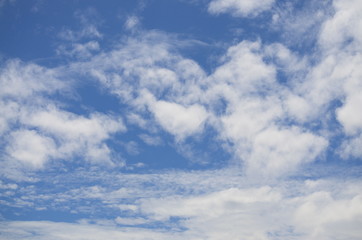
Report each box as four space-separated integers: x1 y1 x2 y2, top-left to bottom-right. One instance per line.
208 0 275 17
1 0 362 239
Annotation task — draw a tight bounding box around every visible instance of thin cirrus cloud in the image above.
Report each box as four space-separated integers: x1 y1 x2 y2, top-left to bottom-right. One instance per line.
208 0 275 17
0 0 362 239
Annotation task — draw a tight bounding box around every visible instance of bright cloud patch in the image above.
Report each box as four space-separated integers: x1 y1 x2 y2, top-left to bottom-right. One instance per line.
247 127 328 177
151 101 208 140
208 0 275 17
6 130 56 169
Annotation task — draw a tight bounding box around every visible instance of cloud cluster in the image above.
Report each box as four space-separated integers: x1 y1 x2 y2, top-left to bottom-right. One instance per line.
2 0 360 180
67 32 329 178
1 0 362 239
0 60 125 179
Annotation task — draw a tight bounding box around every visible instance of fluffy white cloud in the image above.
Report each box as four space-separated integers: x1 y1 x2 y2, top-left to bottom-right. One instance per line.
69 33 332 177
23 107 125 164
210 41 276 96
220 97 282 141
1 1 362 239
151 100 208 140
294 191 362 239
0 59 125 176
1 0 359 185
208 0 275 17
247 127 328 177
6 130 56 169
25 108 123 143
337 94 362 136
319 0 362 52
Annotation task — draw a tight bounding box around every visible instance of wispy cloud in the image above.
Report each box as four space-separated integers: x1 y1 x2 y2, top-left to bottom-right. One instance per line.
208 0 275 17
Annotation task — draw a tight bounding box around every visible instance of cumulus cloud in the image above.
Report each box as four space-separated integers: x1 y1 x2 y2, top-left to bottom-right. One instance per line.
247 127 328 178
337 94 362 135
6 130 56 169
293 191 362 239
150 100 208 140
210 41 276 95
1 0 362 239
23 107 125 164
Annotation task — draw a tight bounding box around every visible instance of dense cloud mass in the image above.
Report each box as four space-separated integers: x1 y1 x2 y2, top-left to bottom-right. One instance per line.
0 0 362 239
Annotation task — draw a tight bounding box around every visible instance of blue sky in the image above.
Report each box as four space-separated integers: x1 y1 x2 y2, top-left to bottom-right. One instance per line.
1 0 362 239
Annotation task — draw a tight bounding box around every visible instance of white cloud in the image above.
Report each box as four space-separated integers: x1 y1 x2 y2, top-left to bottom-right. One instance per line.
58 8 102 43
59 24 102 42
339 134 362 159
264 43 308 74
287 0 362 161
124 16 140 30
1 0 360 184
0 60 64 99
337 94 362 136
56 41 100 59
2 181 361 240
6 130 56 169
1 0 362 239
247 127 328 178
0 100 19 134
1 164 361 239
208 0 275 17
293 191 362 239
140 186 281 219
0 221 179 240
0 180 17 190
139 134 163 146
220 96 282 141
271 0 332 46
319 0 362 52
210 41 276 96
23 107 125 164
283 93 312 122
67 32 334 177
25 108 123 142
150 100 208 140
0 59 126 178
